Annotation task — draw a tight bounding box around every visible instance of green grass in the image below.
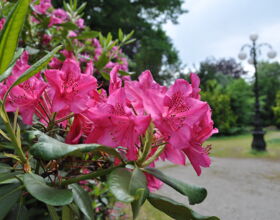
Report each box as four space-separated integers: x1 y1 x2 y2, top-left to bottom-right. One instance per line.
206 130 280 159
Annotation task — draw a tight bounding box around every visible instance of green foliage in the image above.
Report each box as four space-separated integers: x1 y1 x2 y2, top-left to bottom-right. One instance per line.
144 168 207 205
226 78 253 127
201 80 237 134
23 173 73 206
0 183 23 219
29 130 124 161
69 184 95 220
258 62 280 126
272 91 280 128
53 0 186 84
0 0 30 75
148 193 219 220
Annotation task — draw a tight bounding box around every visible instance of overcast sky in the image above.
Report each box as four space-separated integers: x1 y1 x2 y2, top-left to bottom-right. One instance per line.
163 0 280 71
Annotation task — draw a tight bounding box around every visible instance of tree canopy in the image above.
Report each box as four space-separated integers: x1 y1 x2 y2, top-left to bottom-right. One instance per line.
52 0 186 84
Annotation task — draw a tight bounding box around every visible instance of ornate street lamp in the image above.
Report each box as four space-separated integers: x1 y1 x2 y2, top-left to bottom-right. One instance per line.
238 34 277 151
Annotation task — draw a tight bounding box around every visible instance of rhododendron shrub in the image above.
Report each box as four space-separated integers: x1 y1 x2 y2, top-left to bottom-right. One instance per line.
0 0 219 219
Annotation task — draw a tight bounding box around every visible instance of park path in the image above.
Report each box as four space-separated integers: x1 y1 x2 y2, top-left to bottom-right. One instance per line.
157 157 280 220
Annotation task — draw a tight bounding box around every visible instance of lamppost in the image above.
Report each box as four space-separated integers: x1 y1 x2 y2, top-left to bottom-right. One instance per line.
238 34 277 151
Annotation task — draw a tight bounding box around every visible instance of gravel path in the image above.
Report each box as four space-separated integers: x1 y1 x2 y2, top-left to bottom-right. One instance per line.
157 157 280 220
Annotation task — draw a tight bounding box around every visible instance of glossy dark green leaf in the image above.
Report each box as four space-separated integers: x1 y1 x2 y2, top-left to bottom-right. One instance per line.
23 173 73 206
144 168 207 205
0 0 30 75
130 168 149 219
108 168 134 203
0 171 21 183
148 193 220 220
69 184 95 220
29 130 123 161
0 183 22 219
108 167 148 211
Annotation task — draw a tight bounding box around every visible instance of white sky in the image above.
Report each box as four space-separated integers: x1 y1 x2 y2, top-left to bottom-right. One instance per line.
163 0 280 72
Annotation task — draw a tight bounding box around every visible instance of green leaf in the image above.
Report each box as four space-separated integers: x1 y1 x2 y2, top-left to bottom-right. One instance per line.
0 0 30 75
107 168 134 203
118 70 134 76
100 71 110 81
108 167 148 209
74 31 99 40
58 22 78 30
9 45 62 87
47 205 59 220
0 48 24 82
23 173 73 206
95 52 109 70
0 171 22 183
118 29 123 41
148 193 220 220
0 183 22 219
2 45 63 104
29 130 124 161
69 184 95 220
62 206 73 220
130 168 149 219
144 168 207 205
0 163 11 173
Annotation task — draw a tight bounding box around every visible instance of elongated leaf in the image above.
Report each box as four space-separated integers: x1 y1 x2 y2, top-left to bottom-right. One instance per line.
74 31 99 40
148 193 220 220
2 45 62 105
0 48 24 82
0 183 22 219
23 173 73 206
10 45 62 87
129 168 148 219
144 168 207 205
29 130 123 161
0 171 22 183
69 184 95 220
95 52 109 70
108 168 134 203
0 0 30 75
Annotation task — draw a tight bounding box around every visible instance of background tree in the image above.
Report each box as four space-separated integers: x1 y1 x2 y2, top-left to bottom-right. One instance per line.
52 0 186 84
258 62 280 126
197 57 247 89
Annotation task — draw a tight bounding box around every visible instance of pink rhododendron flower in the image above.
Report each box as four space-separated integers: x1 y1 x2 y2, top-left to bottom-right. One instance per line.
33 0 52 14
75 18 85 29
45 58 97 113
49 57 63 69
5 78 47 125
48 9 68 27
42 34 51 45
66 114 93 144
85 88 151 160
126 71 217 175
0 18 6 30
109 65 122 94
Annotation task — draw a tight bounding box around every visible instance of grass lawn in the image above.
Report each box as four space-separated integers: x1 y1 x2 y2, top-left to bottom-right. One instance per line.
206 129 280 159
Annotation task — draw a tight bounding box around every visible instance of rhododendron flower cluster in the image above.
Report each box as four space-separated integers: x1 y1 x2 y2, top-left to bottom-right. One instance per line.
0 51 217 191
